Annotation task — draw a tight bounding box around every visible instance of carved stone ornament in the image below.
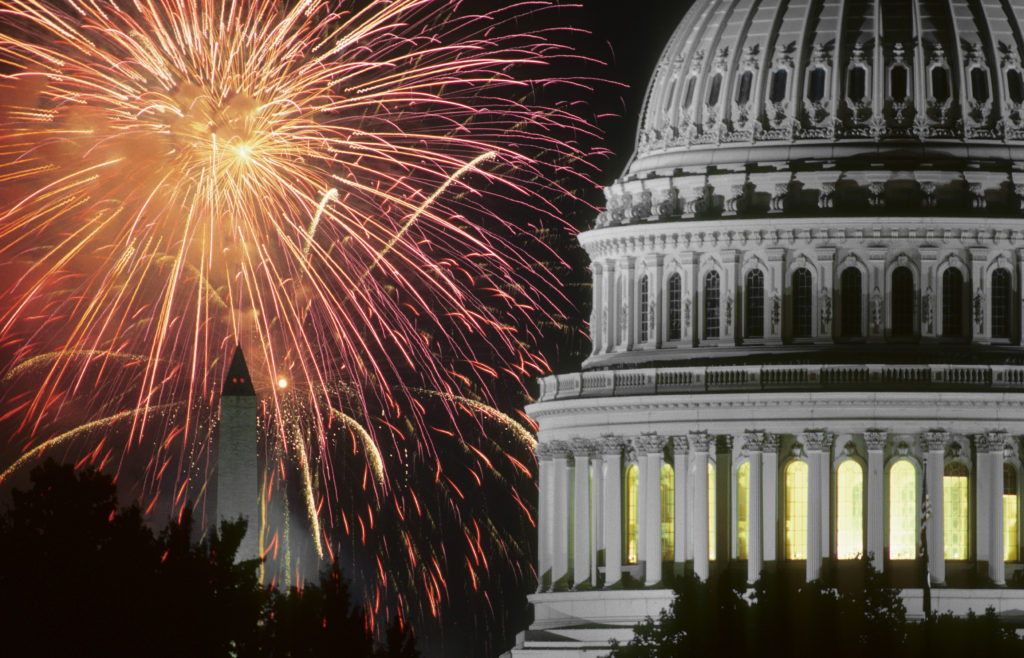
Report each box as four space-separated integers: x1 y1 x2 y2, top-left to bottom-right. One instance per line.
923 429 948 451
864 429 888 450
672 436 689 454
548 440 571 458
801 429 834 451
761 433 780 452
599 435 625 456
743 431 765 451
688 430 713 452
870 287 882 333
635 432 667 454
978 430 1009 453
570 437 592 457
820 287 832 331
535 442 554 460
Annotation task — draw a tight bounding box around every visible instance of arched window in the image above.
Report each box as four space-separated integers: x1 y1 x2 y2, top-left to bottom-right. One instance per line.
943 462 969 559
836 460 864 559
661 464 674 561
785 461 808 559
942 268 964 337
625 465 639 564
707 73 723 106
663 80 677 112
638 275 650 343
667 273 682 340
931 67 950 103
745 269 764 338
1008 69 1024 105
737 462 749 559
704 271 720 340
808 67 827 102
792 268 813 338
683 76 697 108
1006 463 1019 562
840 267 862 337
891 266 914 337
889 460 917 559
770 69 788 103
848 66 867 102
970 67 990 103
736 70 754 105
992 268 1012 339
891 65 909 102
708 462 717 561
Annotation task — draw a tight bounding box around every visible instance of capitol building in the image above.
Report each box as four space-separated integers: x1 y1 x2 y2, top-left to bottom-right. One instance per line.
507 0 1024 655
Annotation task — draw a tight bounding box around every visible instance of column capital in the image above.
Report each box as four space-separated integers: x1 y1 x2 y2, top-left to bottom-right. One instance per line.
761 432 780 452
976 430 1010 453
570 437 592 458
598 435 625 456
672 435 689 454
536 442 554 460
634 432 667 454
743 430 768 452
689 430 713 452
801 429 834 452
548 440 572 459
864 429 888 450
923 429 949 451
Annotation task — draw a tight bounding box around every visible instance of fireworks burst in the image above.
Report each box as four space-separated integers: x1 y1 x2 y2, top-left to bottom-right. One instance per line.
0 0 600 644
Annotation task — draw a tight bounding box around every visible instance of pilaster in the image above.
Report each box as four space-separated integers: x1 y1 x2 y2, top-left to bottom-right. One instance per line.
802 430 834 581
590 448 605 587
536 443 555 591
982 431 1009 585
600 436 624 587
690 431 712 580
765 249 785 345
672 437 690 565
551 440 572 589
744 432 765 584
865 429 887 571
571 439 592 588
762 433 780 563
637 433 667 585
924 430 947 585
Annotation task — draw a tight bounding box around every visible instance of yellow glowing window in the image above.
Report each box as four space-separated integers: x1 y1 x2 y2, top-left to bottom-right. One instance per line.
889 460 916 559
737 462 749 559
943 462 969 560
709 462 716 561
784 460 808 560
661 463 674 561
836 460 863 559
1006 463 1018 562
625 465 639 564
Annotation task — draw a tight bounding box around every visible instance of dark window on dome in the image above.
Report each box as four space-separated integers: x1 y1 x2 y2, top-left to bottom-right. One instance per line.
891 267 914 337
664 80 677 112
707 73 723 106
840 267 862 337
745 269 764 338
890 65 908 102
992 268 1012 339
638 275 650 343
792 268 813 338
931 67 950 102
1008 69 1024 104
667 273 682 340
770 69 788 103
704 271 720 340
683 76 696 108
808 67 827 102
736 70 754 105
970 67 990 103
848 66 867 102
942 268 964 338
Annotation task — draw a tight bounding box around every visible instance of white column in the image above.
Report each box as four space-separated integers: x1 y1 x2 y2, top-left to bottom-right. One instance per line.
551 441 571 589
571 439 591 588
865 430 887 571
819 437 833 559
591 263 604 354
745 433 764 584
601 437 623 587
924 430 946 586
762 434 779 563
690 431 712 580
536 443 555 591
986 431 1008 585
601 261 616 353
591 451 604 587
639 434 667 585
622 257 636 350
803 431 830 581
673 437 690 566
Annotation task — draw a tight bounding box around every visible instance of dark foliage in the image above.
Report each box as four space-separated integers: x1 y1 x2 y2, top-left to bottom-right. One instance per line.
0 460 415 658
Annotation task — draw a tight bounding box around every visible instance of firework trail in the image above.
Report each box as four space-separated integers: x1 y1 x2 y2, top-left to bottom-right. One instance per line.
0 0 600 643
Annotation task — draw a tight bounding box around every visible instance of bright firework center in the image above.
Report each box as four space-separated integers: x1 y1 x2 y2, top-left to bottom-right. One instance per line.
507 0 1024 654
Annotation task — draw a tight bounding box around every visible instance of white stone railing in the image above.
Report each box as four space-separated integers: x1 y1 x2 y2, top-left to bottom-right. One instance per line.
536 363 1024 401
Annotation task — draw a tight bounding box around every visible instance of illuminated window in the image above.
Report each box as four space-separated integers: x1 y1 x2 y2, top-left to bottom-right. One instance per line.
943 462 969 560
704 271 720 340
889 460 916 559
709 462 716 561
992 269 1012 339
792 268 813 338
667 273 682 340
836 460 864 559
638 275 650 343
737 462 749 559
784 460 808 560
625 465 639 564
661 464 674 561
1006 464 1019 562
942 269 964 337
840 267 862 337
891 266 914 337
746 269 764 338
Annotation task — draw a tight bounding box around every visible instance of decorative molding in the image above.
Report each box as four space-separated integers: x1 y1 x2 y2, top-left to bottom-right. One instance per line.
923 429 948 451
688 430 713 452
864 429 888 450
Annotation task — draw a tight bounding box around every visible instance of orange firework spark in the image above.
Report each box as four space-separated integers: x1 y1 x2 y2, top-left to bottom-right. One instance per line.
0 0 598 644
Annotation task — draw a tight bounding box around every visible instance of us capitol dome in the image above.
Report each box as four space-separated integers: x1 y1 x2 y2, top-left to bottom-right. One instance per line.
506 0 1024 655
